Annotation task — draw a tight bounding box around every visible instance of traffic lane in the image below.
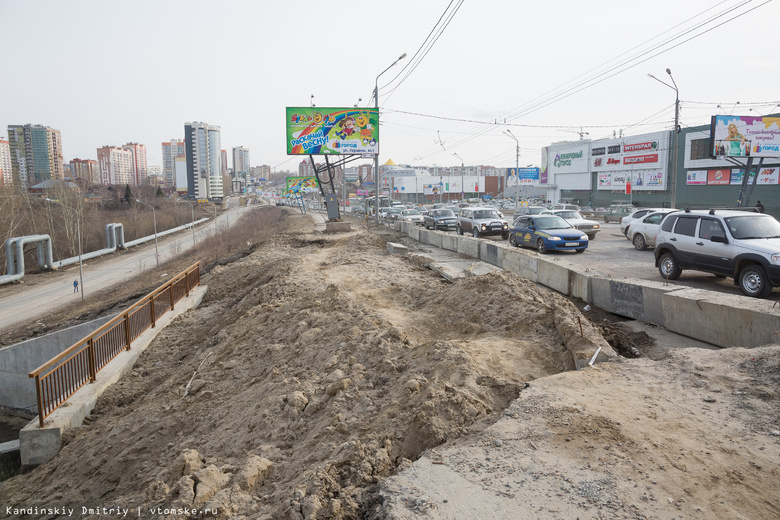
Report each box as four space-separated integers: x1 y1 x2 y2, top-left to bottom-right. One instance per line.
552 223 780 301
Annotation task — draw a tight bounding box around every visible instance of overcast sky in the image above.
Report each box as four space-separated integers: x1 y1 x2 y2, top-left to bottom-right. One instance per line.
2 0 778 174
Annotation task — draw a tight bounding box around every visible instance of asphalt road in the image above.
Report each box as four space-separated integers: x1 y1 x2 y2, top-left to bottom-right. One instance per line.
0 201 256 332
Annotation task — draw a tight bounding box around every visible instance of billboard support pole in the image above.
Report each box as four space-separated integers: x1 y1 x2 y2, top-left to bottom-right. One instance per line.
743 157 763 206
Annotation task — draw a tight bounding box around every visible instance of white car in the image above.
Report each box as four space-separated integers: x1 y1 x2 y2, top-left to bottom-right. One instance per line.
620 208 670 238
626 209 679 250
401 209 424 225
546 210 601 239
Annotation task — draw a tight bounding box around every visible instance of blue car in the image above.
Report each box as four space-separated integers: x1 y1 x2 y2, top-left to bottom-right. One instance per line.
508 215 588 254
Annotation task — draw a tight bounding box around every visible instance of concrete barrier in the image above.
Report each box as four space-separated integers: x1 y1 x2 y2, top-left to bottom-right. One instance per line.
440 234 459 253
537 258 571 295
419 229 442 248
0 315 116 414
661 288 780 348
387 242 409 255
567 264 592 302
457 237 480 259
19 285 207 466
480 242 503 269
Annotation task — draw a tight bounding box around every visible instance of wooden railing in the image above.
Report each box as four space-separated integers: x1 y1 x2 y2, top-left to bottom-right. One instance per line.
28 262 201 428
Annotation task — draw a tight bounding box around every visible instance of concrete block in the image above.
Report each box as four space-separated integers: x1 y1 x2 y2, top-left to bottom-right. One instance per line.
501 248 539 282
537 258 571 295
422 229 442 248
457 237 480 259
662 288 780 348
324 222 351 233
386 242 408 255
590 276 614 313
440 234 459 252
480 242 503 268
567 265 591 301
408 225 420 241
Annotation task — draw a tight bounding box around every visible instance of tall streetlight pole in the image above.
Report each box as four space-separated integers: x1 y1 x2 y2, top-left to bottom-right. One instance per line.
452 153 464 201
180 200 196 246
648 68 679 209
374 52 407 225
46 198 84 300
505 130 520 210
136 199 159 267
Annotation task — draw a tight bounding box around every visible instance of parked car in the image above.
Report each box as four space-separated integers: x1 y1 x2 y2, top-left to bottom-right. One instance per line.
513 205 548 217
620 208 670 237
378 207 392 218
626 209 679 250
401 209 424 225
423 209 458 231
456 207 509 238
603 205 636 223
351 205 366 216
548 210 601 239
654 209 780 298
550 204 581 211
508 215 588 254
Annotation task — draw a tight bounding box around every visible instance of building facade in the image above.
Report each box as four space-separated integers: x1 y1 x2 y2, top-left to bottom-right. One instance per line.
0 138 11 185
232 146 250 179
162 139 185 189
122 142 148 185
96 146 134 185
221 150 228 177
6 124 64 189
69 158 99 184
184 122 223 200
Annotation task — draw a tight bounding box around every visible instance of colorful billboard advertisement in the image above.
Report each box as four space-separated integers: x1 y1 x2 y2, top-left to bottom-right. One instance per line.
686 171 707 185
286 176 318 193
286 107 379 155
540 147 549 184
707 169 730 185
757 167 779 185
710 115 780 158
507 167 540 185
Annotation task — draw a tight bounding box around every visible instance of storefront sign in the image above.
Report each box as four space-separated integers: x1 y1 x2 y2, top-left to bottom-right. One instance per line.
707 169 730 185
623 154 658 165
686 171 707 185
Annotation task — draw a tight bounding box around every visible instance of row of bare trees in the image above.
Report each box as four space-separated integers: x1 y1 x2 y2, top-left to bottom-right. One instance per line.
0 183 208 275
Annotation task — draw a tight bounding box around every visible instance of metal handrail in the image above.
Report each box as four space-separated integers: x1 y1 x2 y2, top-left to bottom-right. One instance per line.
28 262 201 428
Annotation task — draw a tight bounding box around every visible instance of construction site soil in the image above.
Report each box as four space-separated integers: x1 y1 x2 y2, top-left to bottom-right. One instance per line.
1 207 779 519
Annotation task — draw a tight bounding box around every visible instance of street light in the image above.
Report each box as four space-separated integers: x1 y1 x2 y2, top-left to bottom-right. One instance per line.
46 198 84 300
374 52 407 224
453 153 464 201
180 199 196 246
648 68 679 209
135 199 159 267
504 130 520 210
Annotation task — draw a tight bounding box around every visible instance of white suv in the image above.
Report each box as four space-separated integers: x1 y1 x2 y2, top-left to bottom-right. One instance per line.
654 209 780 298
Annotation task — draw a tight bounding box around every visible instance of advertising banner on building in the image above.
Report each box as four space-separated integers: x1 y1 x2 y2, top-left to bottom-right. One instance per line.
593 131 669 191
707 169 731 185
757 167 779 185
286 107 379 155
710 115 780 158
540 147 549 185
286 176 318 193
686 171 707 185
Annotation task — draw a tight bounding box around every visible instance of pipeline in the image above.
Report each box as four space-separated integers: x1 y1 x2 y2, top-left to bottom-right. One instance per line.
0 235 54 284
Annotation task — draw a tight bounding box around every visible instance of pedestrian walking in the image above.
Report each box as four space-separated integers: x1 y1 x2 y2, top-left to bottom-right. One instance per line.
756 200 765 213
73 279 79 293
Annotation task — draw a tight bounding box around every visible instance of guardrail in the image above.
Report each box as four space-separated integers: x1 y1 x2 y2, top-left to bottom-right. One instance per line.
27 262 201 428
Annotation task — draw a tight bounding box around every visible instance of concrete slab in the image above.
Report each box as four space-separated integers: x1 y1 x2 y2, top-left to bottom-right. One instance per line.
480 242 503 268
537 258 571 295
386 242 409 255
19 285 207 467
419 229 442 248
440 234 459 252
457 237 480 259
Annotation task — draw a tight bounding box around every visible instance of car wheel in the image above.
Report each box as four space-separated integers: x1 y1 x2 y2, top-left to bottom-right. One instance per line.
633 233 647 250
738 265 773 298
589 233 596 241
537 238 547 254
575 248 585 253
658 252 682 280
604 216 609 223
456 225 463 235
501 231 509 240
509 233 518 247
472 227 480 238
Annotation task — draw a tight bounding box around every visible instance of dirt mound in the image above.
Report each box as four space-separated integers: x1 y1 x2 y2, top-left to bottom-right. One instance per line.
0 213 604 519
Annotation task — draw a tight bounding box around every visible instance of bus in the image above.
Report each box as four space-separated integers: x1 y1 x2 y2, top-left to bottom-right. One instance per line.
365 195 392 216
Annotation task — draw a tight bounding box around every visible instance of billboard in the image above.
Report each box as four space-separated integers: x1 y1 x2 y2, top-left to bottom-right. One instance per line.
286 107 379 155
286 176 318 193
593 131 669 191
710 115 780 158
507 167 540 186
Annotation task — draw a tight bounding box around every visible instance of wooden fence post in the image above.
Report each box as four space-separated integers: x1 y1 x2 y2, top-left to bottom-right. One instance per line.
88 338 96 383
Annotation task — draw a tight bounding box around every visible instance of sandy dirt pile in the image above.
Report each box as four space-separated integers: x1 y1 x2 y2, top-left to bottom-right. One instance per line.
2 208 778 520
0 210 600 519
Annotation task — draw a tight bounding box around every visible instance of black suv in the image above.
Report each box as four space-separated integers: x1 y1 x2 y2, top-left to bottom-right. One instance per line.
654 209 780 298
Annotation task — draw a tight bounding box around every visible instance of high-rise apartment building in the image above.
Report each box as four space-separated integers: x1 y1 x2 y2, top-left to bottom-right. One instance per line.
122 142 148 185
184 122 223 200
0 138 11 185
232 147 250 179
221 150 228 176
298 159 314 178
162 139 185 188
69 158 99 184
6 124 64 189
96 146 134 185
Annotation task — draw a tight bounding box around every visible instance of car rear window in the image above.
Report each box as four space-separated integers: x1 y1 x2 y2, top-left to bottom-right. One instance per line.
661 214 678 232
674 217 698 237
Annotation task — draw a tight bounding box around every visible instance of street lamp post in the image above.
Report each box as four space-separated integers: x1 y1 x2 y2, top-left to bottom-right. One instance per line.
136 199 159 267
180 200 196 246
374 52 407 224
46 198 84 300
505 130 520 210
453 153 464 201
648 68 679 209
